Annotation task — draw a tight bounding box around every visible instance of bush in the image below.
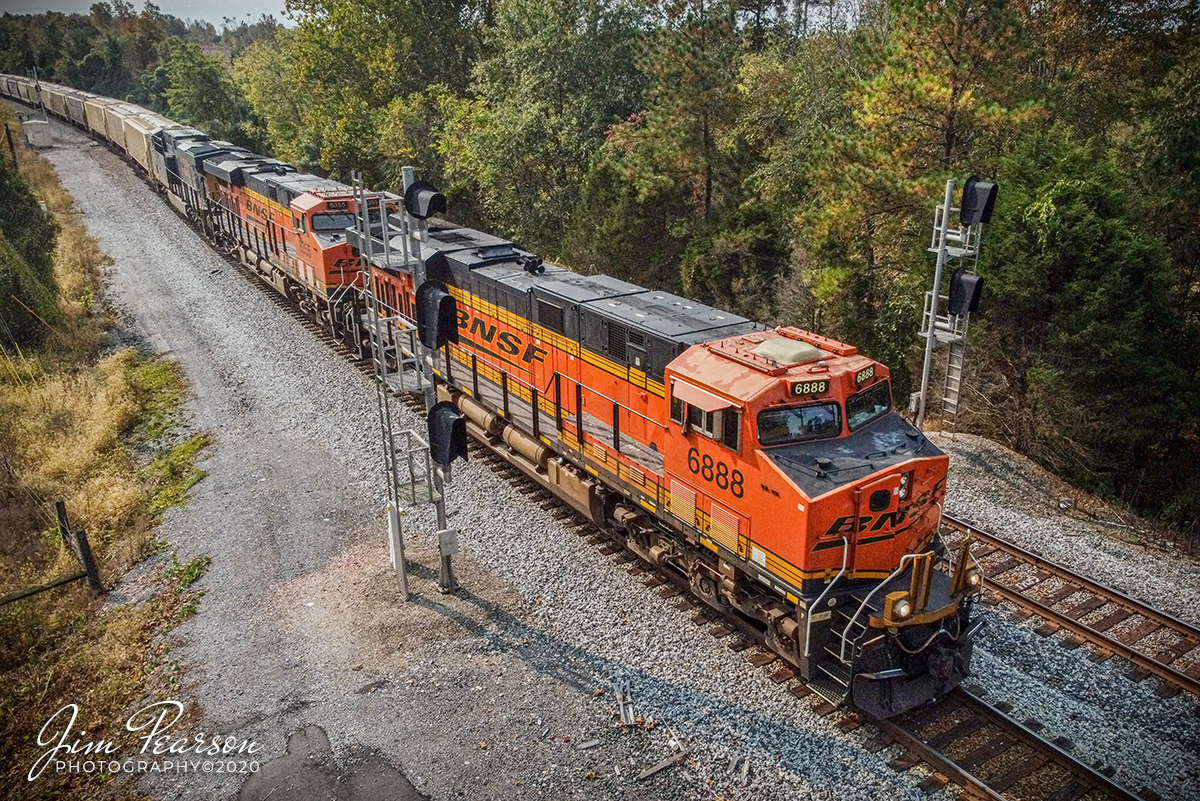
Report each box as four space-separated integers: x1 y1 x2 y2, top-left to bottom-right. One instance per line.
0 152 58 347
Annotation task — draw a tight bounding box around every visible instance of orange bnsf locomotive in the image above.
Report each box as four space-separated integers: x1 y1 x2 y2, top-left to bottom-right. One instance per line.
2 74 984 719
367 223 983 718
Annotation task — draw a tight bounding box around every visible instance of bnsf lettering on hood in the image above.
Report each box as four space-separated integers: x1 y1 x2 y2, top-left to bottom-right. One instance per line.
456 309 548 365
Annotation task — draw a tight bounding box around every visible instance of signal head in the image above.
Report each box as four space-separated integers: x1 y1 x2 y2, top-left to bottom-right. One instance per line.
404 180 446 220
960 176 998 225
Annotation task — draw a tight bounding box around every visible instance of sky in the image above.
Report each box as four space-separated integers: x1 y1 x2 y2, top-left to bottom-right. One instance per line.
0 1 291 26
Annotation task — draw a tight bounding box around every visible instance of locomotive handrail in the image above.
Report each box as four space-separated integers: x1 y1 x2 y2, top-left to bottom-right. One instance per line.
803 537 849 659
444 339 669 432
561 369 669 431
838 551 928 665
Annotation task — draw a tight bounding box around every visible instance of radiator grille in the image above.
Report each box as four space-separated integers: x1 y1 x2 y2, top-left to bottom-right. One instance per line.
709 503 739 552
670 479 695 527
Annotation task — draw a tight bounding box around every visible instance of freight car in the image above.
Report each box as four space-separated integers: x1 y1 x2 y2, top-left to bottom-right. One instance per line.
1 75 984 719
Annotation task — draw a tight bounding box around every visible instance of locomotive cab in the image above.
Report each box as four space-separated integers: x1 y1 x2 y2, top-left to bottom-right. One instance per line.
289 191 365 294
663 327 980 718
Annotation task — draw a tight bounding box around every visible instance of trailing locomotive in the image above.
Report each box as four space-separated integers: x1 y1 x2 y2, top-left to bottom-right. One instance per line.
2 74 984 719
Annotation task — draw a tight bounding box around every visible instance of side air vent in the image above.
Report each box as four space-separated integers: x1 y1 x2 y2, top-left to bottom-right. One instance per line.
608 322 628 361
538 299 565 333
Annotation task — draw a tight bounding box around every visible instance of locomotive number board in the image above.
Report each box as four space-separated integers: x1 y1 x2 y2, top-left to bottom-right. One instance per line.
791 379 829 396
855 366 875 385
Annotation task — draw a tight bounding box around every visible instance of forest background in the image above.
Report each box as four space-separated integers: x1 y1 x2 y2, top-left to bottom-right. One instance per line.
2 0 1198 544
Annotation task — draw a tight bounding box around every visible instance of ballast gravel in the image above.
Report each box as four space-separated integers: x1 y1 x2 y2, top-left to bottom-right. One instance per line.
25 110 1200 801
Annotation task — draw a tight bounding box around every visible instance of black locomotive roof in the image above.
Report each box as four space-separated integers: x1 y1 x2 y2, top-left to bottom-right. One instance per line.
260 173 347 207
763 412 943 499
585 290 760 343
205 156 270 185
162 127 207 147
266 172 344 194
177 139 250 167
416 223 761 348
538 274 644 304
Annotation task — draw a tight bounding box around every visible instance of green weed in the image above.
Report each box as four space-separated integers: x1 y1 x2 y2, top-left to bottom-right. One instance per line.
145 433 210 515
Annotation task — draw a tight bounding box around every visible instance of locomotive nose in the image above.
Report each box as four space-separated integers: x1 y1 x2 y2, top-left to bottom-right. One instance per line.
807 459 946 579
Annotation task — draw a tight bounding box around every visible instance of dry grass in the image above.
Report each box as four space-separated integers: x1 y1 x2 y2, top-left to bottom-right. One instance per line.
0 107 209 799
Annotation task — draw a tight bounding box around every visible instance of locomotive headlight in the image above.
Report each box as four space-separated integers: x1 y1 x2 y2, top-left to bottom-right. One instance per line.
893 599 912 619
899 471 913 501
967 569 982 587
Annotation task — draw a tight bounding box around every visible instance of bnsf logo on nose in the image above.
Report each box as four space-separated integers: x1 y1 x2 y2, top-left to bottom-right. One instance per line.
331 257 360 271
456 309 548 365
822 478 945 537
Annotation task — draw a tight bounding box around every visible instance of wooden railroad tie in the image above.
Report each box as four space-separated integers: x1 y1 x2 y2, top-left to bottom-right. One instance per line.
861 732 891 753
788 683 813 700
916 773 950 793
748 652 777 668
769 666 796 684
887 750 921 771
988 755 1047 793
813 701 840 718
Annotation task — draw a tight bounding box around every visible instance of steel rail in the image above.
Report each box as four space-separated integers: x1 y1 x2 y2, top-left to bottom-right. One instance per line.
468 437 1149 800
875 688 1142 801
76 114 1155 799
943 515 1200 699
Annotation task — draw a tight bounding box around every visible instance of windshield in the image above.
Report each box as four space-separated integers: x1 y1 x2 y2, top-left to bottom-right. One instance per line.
846 381 891 431
757 403 841 447
310 212 355 233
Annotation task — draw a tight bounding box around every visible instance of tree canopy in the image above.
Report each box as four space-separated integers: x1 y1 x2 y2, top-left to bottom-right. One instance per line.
3 0 1199 538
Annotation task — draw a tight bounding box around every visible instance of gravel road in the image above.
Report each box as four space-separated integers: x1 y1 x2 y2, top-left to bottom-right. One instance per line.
27 112 1200 801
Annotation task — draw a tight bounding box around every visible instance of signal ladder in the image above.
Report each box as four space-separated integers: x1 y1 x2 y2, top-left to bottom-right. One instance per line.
919 197 982 434
351 174 441 599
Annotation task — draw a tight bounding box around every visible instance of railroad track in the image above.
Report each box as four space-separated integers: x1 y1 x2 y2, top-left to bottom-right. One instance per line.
463 439 1151 801
942 515 1200 704
877 688 1147 801
177 202 1158 801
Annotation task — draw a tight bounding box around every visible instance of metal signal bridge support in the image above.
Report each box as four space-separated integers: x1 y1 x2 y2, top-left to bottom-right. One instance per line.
915 178 996 433
353 169 457 599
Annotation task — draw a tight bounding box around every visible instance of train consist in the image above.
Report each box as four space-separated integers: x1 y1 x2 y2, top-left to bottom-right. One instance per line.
2 74 984 719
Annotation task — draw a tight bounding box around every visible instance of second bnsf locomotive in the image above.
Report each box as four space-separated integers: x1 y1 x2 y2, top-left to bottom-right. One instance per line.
3 73 984 719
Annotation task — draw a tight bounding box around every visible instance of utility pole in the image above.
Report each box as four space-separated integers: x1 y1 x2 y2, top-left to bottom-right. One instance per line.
402 165 456 593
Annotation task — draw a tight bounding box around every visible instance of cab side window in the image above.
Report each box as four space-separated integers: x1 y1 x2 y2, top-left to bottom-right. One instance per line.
670 393 685 424
721 409 741 452
670 385 741 453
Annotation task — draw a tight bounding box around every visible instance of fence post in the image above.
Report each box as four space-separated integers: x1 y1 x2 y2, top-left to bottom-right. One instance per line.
4 123 17 167
74 528 103 592
55 499 71 550
55 499 103 592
